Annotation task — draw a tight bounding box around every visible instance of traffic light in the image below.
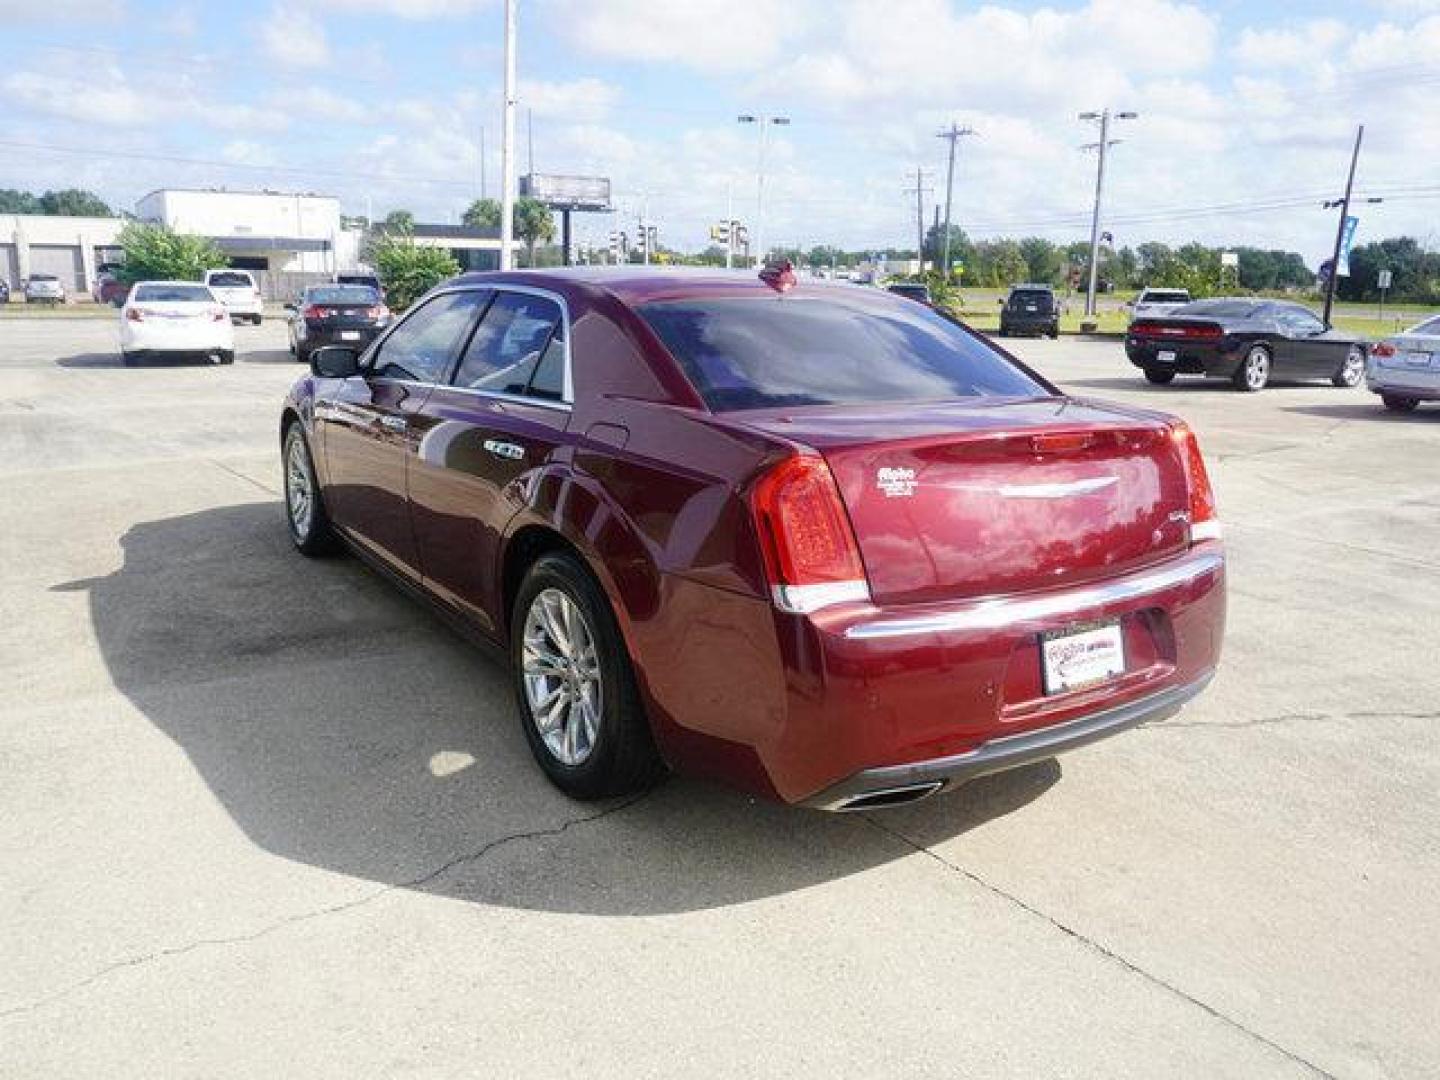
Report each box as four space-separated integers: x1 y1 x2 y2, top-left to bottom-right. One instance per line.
710 222 731 243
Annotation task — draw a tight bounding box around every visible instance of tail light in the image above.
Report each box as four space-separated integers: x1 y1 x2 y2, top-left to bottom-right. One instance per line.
1371 342 1395 358
211 307 227 321
303 304 328 320
126 307 144 322
750 454 869 614
1132 322 1222 340
366 304 390 321
1172 423 1221 543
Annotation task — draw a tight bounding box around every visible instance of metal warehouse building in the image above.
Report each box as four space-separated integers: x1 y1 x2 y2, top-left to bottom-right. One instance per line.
0 214 125 294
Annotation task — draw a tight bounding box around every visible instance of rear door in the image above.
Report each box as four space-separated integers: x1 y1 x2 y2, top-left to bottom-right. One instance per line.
317 289 488 579
408 288 572 633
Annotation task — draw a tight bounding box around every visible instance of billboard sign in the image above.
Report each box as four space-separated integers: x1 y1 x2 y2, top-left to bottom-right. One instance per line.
520 174 611 211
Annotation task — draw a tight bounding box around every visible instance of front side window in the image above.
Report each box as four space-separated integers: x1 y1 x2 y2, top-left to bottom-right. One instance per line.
1276 306 1325 335
451 291 565 398
369 290 486 384
639 294 1047 412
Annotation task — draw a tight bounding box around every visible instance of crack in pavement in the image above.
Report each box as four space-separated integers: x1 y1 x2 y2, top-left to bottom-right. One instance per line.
859 813 1339 1080
1147 708 1440 731
209 458 280 497
0 790 652 1024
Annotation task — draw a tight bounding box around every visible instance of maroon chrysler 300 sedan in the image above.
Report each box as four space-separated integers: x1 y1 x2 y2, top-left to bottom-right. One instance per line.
279 266 1225 810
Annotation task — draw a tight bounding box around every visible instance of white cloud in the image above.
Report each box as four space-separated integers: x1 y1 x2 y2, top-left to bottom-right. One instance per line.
259 5 331 68
1234 19 1347 69
2 69 150 127
519 78 619 123
542 0 819 73
310 0 489 14
0 0 120 21
219 140 279 167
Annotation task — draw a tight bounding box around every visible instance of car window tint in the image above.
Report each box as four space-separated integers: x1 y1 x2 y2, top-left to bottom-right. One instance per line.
370 290 485 384
526 336 566 401
134 284 213 302
1277 306 1325 334
639 294 1047 412
208 272 252 288
451 291 563 396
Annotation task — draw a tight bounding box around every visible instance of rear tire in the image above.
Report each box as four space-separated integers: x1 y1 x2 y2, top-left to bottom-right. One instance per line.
511 552 665 800
1332 346 1365 388
1233 344 1270 391
1382 394 1418 413
218 350 235 365
1144 367 1176 385
120 350 138 367
283 424 339 556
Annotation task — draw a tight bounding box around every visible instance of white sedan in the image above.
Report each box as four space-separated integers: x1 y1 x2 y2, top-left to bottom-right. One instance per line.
119 281 235 366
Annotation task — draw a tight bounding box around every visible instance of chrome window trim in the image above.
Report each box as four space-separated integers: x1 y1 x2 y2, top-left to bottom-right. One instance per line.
843 551 1224 640
359 282 576 406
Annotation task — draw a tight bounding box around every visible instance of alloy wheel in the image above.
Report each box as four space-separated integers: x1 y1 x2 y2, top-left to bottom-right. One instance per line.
285 432 314 538
1340 348 1365 387
1245 347 1270 390
522 588 603 766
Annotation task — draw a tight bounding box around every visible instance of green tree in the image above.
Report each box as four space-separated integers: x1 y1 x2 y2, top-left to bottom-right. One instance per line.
922 223 973 277
39 189 112 217
383 209 415 231
1017 236 1063 285
513 197 555 267
367 229 460 311
462 198 501 228
116 223 228 285
0 189 42 214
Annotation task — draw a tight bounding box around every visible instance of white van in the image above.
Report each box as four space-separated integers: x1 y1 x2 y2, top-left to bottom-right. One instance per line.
204 269 264 324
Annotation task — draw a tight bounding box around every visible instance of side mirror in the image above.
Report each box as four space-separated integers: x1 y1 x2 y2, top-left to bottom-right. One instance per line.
310 345 361 379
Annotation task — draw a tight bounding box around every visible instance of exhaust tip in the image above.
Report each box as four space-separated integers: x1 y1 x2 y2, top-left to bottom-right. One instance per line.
834 781 944 811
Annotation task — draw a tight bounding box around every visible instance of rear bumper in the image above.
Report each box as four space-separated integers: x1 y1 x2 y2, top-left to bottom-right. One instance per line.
801 671 1212 809
1126 339 1242 376
1001 315 1058 334
1367 363 1440 400
121 324 235 353
302 325 383 350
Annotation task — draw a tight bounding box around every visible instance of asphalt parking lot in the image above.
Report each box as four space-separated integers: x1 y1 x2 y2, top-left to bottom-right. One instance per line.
2 316 1437 1079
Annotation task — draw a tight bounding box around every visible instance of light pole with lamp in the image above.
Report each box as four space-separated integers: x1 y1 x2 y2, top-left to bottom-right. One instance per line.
738 113 790 267
1079 109 1137 320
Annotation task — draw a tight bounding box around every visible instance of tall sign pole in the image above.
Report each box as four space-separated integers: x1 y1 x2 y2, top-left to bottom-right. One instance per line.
936 124 974 281
1322 125 1364 327
499 0 517 271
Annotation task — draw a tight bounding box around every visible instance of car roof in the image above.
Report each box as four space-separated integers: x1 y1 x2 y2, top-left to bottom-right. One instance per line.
448 266 895 306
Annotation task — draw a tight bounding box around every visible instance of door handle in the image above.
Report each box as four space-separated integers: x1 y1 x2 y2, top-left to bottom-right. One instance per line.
484 439 525 461
379 415 408 432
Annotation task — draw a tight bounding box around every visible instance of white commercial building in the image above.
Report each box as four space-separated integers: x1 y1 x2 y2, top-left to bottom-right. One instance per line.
135 188 363 297
1 214 125 294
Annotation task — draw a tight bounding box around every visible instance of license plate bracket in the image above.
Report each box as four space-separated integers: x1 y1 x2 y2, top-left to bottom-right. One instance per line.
1156 349 1177 364
340 330 361 341
1041 619 1126 695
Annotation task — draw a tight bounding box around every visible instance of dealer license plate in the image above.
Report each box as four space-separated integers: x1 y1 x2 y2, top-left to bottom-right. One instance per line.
1156 349 1177 364
339 330 361 341
1403 351 1432 367
1041 620 1126 695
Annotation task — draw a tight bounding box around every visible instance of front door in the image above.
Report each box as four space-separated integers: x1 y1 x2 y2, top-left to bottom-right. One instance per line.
317 289 489 578
408 289 573 635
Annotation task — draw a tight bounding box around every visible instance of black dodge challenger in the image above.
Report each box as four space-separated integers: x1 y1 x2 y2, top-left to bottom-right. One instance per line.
1125 298 1367 392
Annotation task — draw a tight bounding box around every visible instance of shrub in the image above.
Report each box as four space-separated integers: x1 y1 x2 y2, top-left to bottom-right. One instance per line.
117 223 228 285
367 228 460 311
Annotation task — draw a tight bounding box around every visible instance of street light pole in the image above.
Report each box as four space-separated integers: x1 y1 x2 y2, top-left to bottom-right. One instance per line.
739 114 789 267
498 0 517 271
1079 109 1136 319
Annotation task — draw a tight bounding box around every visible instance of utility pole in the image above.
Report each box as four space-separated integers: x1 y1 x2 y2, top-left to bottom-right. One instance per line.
738 114 790 267
1079 109 1137 319
904 168 933 274
1322 124 1367 326
936 123 975 281
498 0 517 271
527 107 535 177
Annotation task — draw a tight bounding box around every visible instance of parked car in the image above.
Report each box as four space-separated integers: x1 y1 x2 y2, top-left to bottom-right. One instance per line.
1126 298 1367 391
204 268 264 324
93 267 129 307
1365 314 1440 412
279 268 1225 809
1129 288 1191 322
119 281 234 366
886 282 932 304
998 284 1059 338
24 274 66 305
0 279 9 304
285 284 390 362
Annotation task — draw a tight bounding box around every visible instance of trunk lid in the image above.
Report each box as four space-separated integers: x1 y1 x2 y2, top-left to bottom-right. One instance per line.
741 399 1192 605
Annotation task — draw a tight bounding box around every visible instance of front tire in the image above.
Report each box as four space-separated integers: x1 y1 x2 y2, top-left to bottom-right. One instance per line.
1332 346 1365 388
1382 394 1418 413
283 424 339 555
1234 344 1271 391
1144 367 1176 385
512 553 664 800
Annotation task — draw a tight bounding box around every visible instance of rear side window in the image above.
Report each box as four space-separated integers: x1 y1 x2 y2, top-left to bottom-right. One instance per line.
1409 317 1440 336
133 284 213 302
451 291 565 398
1176 300 1263 319
638 295 1047 412
207 272 253 288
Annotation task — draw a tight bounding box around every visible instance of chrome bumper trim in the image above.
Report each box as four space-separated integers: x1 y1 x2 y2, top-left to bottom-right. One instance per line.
844 551 1223 640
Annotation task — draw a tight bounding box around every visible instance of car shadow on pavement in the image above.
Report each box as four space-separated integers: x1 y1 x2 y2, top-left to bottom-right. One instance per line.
241 348 300 365
57 501 1058 916
55 352 123 368
1281 402 1439 422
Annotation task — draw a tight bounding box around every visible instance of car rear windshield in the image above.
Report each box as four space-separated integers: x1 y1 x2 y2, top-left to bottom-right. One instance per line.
207 272 253 288
1007 289 1054 311
637 295 1048 412
1173 300 1263 318
30 274 58 282
309 286 379 305
134 284 214 302
1141 290 1190 304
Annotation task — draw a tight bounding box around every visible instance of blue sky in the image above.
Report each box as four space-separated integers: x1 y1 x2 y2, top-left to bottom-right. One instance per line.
2 0 1439 262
